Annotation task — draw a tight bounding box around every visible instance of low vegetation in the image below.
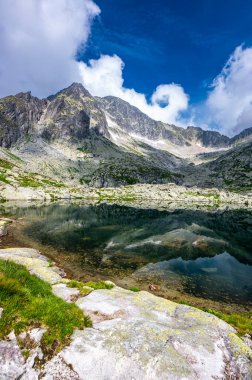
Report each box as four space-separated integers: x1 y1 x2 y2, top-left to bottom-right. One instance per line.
179 300 251 336
0 158 14 170
67 279 114 296
0 260 91 354
204 308 252 336
128 287 141 292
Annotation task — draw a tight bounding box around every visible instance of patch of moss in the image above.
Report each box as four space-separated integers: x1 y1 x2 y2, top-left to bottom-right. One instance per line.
0 159 14 170
83 281 114 290
18 176 41 188
41 179 65 188
0 172 11 184
0 260 92 354
67 279 114 295
66 280 93 296
129 287 140 292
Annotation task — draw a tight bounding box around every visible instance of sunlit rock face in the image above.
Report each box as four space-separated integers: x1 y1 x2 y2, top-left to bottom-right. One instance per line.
52 287 252 380
96 96 230 147
39 83 109 142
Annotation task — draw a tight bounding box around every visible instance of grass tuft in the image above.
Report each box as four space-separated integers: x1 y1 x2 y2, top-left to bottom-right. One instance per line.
67 279 114 295
0 260 92 355
128 287 141 292
83 281 114 290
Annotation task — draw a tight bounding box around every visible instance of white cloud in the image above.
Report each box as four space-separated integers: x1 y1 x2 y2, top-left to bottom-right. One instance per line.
0 0 100 98
206 45 252 136
79 54 189 125
3 1 251 136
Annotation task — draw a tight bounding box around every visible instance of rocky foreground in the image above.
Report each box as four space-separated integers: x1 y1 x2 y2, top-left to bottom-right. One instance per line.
0 221 251 379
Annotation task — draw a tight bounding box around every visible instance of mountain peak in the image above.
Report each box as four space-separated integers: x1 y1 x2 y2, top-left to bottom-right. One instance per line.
67 82 88 93
48 82 91 101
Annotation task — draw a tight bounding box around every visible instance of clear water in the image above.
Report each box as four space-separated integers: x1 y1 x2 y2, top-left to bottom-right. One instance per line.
4 202 252 309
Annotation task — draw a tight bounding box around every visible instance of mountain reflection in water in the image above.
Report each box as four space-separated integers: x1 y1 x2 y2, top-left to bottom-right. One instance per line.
4 202 252 307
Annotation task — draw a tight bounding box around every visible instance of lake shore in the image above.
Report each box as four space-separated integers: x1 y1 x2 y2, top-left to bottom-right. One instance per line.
1 183 252 209
0 218 251 379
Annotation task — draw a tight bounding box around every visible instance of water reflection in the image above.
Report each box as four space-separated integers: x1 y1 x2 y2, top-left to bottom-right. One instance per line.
3 202 252 306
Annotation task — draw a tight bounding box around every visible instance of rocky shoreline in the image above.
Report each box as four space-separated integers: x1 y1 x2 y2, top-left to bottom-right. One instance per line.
0 220 252 379
1 183 252 209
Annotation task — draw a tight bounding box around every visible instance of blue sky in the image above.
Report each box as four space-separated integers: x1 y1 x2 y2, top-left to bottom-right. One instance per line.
81 0 252 104
1 0 252 136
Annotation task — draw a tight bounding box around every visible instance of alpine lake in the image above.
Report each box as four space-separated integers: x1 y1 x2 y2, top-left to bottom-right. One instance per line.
1 200 252 315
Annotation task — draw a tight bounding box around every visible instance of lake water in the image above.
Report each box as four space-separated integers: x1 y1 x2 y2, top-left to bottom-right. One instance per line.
2 202 252 312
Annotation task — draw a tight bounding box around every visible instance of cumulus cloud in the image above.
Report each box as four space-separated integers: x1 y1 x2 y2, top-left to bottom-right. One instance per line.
79 55 189 125
206 45 252 136
0 0 100 98
5 1 251 134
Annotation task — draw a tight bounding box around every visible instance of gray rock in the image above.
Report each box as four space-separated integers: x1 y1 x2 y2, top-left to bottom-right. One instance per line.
53 287 252 380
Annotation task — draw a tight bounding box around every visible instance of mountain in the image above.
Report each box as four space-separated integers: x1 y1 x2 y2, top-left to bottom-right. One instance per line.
0 82 251 191
96 96 229 149
229 127 252 146
0 91 46 148
183 140 252 190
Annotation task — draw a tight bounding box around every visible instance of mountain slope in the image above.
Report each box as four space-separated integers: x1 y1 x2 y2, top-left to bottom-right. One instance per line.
0 84 184 187
97 96 229 147
184 140 252 190
0 82 251 191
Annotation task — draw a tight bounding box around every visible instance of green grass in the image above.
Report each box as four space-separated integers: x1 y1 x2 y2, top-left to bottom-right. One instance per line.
0 172 11 184
128 287 140 292
83 281 114 290
67 279 114 295
179 300 252 336
41 179 65 188
203 308 252 336
18 176 41 187
0 260 92 354
67 280 93 296
187 192 220 200
17 175 64 189
0 159 14 170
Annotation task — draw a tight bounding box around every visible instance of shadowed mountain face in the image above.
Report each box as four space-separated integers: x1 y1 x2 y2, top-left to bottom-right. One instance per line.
184 141 252 190
0 82 251 189
0 92 46 148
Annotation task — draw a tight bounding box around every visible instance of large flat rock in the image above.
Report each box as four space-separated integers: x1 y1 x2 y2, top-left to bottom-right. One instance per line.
51 287 252 380
0 248 251 379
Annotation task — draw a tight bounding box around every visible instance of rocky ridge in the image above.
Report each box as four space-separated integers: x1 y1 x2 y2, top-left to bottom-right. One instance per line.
0 82 251 192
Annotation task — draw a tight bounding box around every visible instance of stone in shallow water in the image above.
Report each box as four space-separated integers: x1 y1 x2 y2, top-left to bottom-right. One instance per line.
200 267 218 273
